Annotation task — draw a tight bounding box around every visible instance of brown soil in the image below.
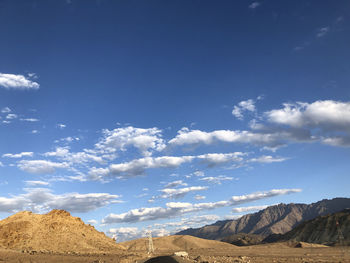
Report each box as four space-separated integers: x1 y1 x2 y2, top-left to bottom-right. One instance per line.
120 235 236 252
0 209 125 254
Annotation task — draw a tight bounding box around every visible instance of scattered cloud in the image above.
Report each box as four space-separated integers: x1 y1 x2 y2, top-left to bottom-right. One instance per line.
232 99 256 120
316 26 330 38
0 73 40 90
24 180 50 186
2 152 33 158
248 2 260 9
95 126 166 157
102 188 301 223
6 114 18 120
164 180 187 188
1 107 11 113
199 175 235 184
159 186 208 199
0 188 120 213
249 155 287 163
20 118 39 122
18 160 69 174
194 194 206 200
57 123 66 129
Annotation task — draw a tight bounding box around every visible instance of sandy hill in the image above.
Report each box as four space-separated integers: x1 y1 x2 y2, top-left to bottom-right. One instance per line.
0 209 125 254
120 235 236 252
177 198 350 240
264 208 350 246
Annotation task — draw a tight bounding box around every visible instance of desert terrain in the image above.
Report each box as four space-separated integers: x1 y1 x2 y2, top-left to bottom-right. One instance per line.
0 210 348 263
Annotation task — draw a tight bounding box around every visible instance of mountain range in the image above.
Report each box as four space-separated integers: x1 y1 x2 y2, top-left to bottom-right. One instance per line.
176 198 350 241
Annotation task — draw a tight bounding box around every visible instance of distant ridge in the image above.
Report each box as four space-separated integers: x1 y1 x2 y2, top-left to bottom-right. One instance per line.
0 209 125 253
263 208 350 246
176 198 350 240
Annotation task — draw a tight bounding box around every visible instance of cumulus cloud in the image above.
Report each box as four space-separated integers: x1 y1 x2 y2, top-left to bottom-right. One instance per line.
95 126 166 157
197 152 245 167
168 128 285 149
18 160 69 174
89 152 247 180
0 188 120 213
2 152 33 158
44 147 104 165
265 100 350 146
159 186 208 199
107 156 194 178
102 188 301 224
232 205 270 213
232 99 256 120
0 73 40 90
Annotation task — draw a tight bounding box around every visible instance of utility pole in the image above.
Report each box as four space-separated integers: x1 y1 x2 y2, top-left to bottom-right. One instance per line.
147 230 154 255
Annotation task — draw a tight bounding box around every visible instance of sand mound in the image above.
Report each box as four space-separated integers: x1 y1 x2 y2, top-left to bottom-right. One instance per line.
121 235 236 252
0 209 125 254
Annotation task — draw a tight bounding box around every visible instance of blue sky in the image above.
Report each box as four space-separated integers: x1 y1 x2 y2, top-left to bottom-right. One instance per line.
0 0 349 241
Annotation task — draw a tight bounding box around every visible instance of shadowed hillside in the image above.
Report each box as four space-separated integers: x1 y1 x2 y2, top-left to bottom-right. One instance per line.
263 209 350 246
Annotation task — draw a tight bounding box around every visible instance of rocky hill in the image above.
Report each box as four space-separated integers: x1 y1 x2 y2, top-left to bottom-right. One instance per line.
263 209 350 246
177 198 350 240
0 209 125 254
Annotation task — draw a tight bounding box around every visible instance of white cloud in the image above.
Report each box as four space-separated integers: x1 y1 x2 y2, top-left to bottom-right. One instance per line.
24 180 49 186
107 156 194 177
18 160 69 174
6 114 17 119
0 73 40 90
249 2 260 9
90 152 247 180
0 188 121 213
159 186 208 199
20 118 39 122
194 194 206 200
199 175 235 184
44 147 104 165
103 188 301 224
249 155 287 163
2 152 33 158
232 205 270 213
164 180 187 188
316 26 330 37
197 152 245 167
32 130 39 134
169 128 284 148
232 99 256 120
1 107 11 113
95 126 166 157
265 100 350 146
57 123 66 129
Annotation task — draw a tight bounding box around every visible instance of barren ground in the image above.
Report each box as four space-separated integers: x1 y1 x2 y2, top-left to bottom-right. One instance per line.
0 244 349 263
